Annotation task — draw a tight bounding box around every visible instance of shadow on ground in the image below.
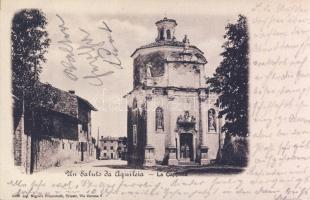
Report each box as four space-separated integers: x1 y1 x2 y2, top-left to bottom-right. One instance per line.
94 163 245 175
93 165 143 169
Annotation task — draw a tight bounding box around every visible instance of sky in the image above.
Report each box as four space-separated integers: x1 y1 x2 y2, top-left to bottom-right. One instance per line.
40 12 236 138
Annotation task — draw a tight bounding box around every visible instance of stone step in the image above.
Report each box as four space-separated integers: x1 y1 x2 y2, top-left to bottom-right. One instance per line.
178 161 198 166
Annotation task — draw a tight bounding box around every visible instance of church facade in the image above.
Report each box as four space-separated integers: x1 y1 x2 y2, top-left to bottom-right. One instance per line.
125 18 224 166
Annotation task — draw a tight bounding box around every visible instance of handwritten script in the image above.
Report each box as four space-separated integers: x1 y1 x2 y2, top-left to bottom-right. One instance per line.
56 14 123 86
250 0 310 199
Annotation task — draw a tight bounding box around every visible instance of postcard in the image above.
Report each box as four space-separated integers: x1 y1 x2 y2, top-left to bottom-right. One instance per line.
0 0 310 199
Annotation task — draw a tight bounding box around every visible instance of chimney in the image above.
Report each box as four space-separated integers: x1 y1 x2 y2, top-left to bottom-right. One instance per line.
68 90 75 94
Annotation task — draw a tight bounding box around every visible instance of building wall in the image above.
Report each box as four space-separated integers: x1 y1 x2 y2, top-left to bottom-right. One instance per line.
31 137 95 172
14 109 94 173
127 88 222 165
13 111 32 173
126 90 147 166
167 63 201 88
146 91 169 162
126 87 203 164
13 111 24 166
204 95 222 160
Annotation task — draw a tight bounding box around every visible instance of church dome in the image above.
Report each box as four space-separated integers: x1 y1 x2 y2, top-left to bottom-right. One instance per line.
131 18 205 58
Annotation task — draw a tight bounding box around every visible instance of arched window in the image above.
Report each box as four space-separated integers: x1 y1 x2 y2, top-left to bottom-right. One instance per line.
166 30 171 39
155 107 164 131
160 29 164 40
208 109 217 132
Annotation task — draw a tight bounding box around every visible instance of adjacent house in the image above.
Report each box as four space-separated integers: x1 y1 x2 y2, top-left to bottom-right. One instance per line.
13 83 97 173
97 136 127 160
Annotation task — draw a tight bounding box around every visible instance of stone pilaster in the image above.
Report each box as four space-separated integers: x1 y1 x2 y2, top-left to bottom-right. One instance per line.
199 90 209 165
143 144 156 166
200 145 210 165
167 90 178 165
167 144 178 165
143 91 156 167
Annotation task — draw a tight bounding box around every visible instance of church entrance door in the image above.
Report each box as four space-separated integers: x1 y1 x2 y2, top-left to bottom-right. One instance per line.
179 133 193 162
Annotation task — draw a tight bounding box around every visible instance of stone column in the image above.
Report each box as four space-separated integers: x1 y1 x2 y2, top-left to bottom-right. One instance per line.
199 90 209 165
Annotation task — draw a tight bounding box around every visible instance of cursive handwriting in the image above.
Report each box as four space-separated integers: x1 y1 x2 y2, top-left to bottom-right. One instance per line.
77 21 123 86
56 15 123 86
56 14 78 81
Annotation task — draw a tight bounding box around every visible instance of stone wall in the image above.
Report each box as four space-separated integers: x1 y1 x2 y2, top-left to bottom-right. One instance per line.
13 111 32 173
13 113 23 166
13 113 94 173
31 136 95 172
32 137 78 172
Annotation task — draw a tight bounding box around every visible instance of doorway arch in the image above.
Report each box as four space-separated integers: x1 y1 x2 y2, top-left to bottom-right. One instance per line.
179 132 193 161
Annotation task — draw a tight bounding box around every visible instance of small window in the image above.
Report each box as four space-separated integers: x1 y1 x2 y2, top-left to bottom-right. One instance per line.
103 153 106 157
110 146 114 150
69 143 72 150
104 146 107 150
111 153 114 159
62 143 65 149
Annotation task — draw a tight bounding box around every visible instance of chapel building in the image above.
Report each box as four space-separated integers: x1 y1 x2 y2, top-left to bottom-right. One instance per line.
125 17 224 166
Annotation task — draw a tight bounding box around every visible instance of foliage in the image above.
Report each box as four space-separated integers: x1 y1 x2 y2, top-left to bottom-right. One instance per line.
219 136 248 166
32 82 59 110
207 15 249 138
11 9 53 109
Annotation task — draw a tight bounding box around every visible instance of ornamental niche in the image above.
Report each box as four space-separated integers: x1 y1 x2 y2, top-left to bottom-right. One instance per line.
208 109 217 132
176 111 196 130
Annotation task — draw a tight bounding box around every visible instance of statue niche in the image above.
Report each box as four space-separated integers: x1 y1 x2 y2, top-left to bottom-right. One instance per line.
208 109 217 132
155 107 164 131
144 52 165 78
133 52 165 87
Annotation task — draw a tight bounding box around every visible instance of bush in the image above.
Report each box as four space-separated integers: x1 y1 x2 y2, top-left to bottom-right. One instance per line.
219 136 248 167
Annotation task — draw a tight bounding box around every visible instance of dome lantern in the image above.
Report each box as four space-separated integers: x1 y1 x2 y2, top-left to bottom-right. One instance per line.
155 17 177 42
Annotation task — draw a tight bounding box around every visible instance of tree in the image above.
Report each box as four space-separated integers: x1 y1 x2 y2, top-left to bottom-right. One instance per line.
208 15 249 137
207 15 249 166
11 9 51 105
12 9 60 134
